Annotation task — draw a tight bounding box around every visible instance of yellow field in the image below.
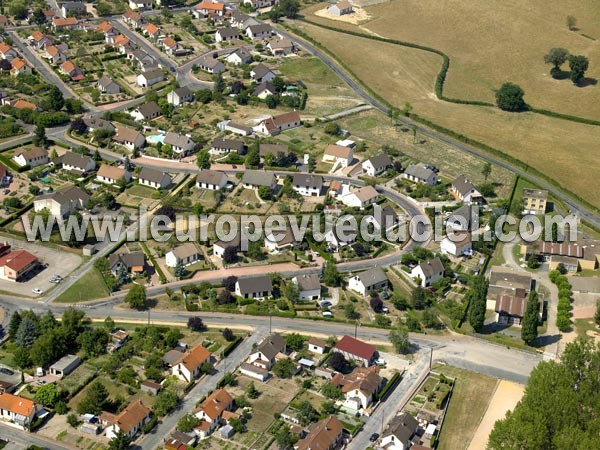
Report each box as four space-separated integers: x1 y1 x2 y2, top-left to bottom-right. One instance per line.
293 19 600 208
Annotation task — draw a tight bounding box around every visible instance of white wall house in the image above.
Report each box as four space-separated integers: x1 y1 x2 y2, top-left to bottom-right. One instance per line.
411 258 445 288
347 267 388 296
440 232 472 257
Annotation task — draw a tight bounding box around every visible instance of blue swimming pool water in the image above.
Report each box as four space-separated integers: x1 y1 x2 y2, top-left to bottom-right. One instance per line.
147 135 166 144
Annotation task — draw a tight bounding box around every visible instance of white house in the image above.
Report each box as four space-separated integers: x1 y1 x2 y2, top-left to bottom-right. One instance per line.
96 164 132 185
411 257 445 288
167 86 194 107
165 242 200 268
33 185 89 218
0 393 39 429
379 413 420 450
171 344 210 382
225 48 252 65
348 267 388 296
336 366 383 411
323 144 353 168
341 186 379 209
292 174 323 197
196 170 227 190
451 175 483 204
235 276 273 300
240 363 269 382
192 389 234 438
97 75 120 94
268 39 295 56
59 152 96 174
137 167 171 189
292 274 321 301
255 111 302 136
250 63 275 83
362 153 392 177
114 126 145 151
164 132 196 156
215 27 241 42
136 68 163 88
328 0 353 16
247 333 286 370
245 24 273 39
307 337 327 354
104 401 151 440
14 147 48 168
440 231 472 257
128 0 153 10
264 228 298 253
402 164 437 185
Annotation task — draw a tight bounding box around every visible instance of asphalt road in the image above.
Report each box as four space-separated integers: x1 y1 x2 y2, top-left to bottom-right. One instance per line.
0 423 69 450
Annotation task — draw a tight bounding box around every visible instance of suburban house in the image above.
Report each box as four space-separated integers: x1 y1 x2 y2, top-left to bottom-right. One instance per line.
494 291 540 326
0 393 39 429
130 101 162 121
97 75 121 94
402 164 437 185
197 56 226 74
192 0 225 18
108 329 129 353
14 147 48 168
292 174 323 196
296 416 344 450
84 116 115 134
61 1 86 17
215 27 241 42
362 153 392 177
128 0 153 10
247 333 286 370
308 337 327 354
292 274 321 301
10 58 31 77
161 37 181 55
328 0 354 16
33 185 89 218
235 275 273 300
96 164 132 185
114 126 145 151
0 246 40 282
52 17 80 31
331 365 383 411
136 68 163 88
122 10 145 27
59 152 96 174
379 412 421 450
323 144 353 168
246 24 273 39
264 228 299 253
446 204 477 232
165 242 200 268
104 400 151 440
220 120 253 136
129 50 157 71
324 227 356 251
43 45 66 65
196 170 228 190
253 81 277 99
440 231 472 257
114 35 135 54
0 43 17 61
522 188 548 214
488 267 535 320
28 31 54 49
451 175 483 204
213 235 241 259
192 388 234 438
268 39 295 56
259 143 289 159
226 47 253 65
239 362 269 382
366 204 400 231
167 86 194 107
241 170 277 191
142 23 160 40
348 267 388 296
107 252 145 276
341 186 379 209
59 60 84 80
333 335 377 367
210 137 244 155
250 63 275 83
172 344 211 382
49 354 81 377
137 167 171 189
411 257 445 288
164 132 196 156
255 111 301 136
242 0 278 9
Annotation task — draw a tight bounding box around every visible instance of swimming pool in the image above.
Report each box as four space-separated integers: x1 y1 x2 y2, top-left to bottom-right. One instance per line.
147 134 166 144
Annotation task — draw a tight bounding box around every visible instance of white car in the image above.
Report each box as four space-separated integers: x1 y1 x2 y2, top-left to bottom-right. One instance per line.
32 288 43 295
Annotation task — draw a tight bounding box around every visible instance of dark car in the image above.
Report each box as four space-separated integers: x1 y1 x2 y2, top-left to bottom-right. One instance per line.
0 367 14 375
369 433 379 442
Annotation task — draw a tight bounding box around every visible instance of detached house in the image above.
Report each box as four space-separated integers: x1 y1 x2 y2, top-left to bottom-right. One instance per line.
0 43 17 61
136 68 163 88
522 188 548 214
440 231 472 257
107 252 145 276
215 27 241 42
333 335 377 367
348 267 388 296
164 132 196 156
255 111 301 136
268 39 295 56
61 2 86 17
123 10 145 27
192 389 234 438
58 152 96 174
197 56 226 74
264 228 299 253
235 276 273 300
411 257 444 288
0 393 39 429
43 45 67 65
161 37 181 55
341 186 379 209
226 47 252 66
362 153 392 177
247 333 286 371
138 167 171 189
331 365 384 411
97 75 121 94
104 400 151 440
259 143 288 159
10 58 31 77
52 17 79 31
328 0 354 16
402 164 437 185
253 81 277 99
29 31 54 50
172 344 211 382
379 413 421 450
130 101 162 121
323 144 353 168
167 86 194 107
165 242 200 268
451 175 482 204
250 63 275 83
128 0 153 10
292 274 321 301
192 1 225 18
196 170 228 190
293 174 323 196
246 24 273 39
114 126 145 151
59 60 84 81
142 23 161 40
210 137 244 155
14 147 48 168
97 164 132 185
296 416 344 450
241 170 277 191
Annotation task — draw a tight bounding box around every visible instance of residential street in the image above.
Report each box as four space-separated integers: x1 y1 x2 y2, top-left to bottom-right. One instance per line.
0 423 71 450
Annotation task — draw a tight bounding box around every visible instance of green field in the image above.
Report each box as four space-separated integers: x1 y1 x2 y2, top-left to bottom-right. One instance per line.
54 268 109 303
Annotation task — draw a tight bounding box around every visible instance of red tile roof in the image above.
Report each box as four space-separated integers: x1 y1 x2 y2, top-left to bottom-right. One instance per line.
0 250 38 272
334 335 376 361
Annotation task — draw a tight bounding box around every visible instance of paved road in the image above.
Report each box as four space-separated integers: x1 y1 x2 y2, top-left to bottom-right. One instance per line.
0 423 70 450
111 20 176 71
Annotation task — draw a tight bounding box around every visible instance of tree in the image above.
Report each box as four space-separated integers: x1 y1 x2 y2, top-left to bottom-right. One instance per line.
31 8 47 25
177 414 200 432
32 124 48 147
595 299 600 327
153 386 179 416
370 295 383 312
223 276 238 292
324 122 340 135
14 317 38 349
104 316 115 332
9 3 28 20
495 83 526 112
272 358 296 378
521 291 539 345
217 289 234 305
488 338 600 449
78 328 109 357
283 282 299 303
468 277 488 332
30 329 66 368
77 381 109 415
44 86 65 112
67 413 80 428
411 286 431 310
328 352 346 371
258 185 272 200
323 262 340 287
247 382 260 399
196 150 211 169
223 246 238 264
566 15 577 30
284 333 305 351
8 311 21 340
544 48 570 77
34 383 59 408
481 162 492 182
265 95 277 109
321 383 342 399
275 426 298 448
125 285 146 310
389 323 410 354
222 328 235 341
568 55 589 85
107 430 132 450
214 73 226 93
296 400 319 425
187 316 207 332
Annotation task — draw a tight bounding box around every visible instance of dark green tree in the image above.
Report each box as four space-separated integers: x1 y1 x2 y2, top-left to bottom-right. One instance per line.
544 48 570 77
521 291 539 345
568 55 589 85
196 150 211 169
32 125 48 147
107 430 132 450
125 285 146 310
389 322 410 354
77 381 109 415
495 82 526 111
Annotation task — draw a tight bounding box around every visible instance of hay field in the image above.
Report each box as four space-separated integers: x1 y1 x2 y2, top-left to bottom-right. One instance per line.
293 21 600 208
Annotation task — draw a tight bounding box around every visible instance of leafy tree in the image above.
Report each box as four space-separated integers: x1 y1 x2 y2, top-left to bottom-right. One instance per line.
495 82 526 112
187 316 206 332
217 289 234 305
258 186 272 200
566 15 577 30
411 286 431 310
521 291 539 345
77 381 109 415
70 118 88 135
67 413 80 428
44 86 65 112
321 383 342 399
31 8 47 25
245 143 260 168
468 277 488 332
223 246 238 264
153 386 179 416
222 328 235 341
389 322 410 354
214 73 226 93
14 317 38 349
324 122 341 135
196 150 211 169
328 352 346 371
481 161 492 182
370 295 383 312
296 400 319 425
272 358 296 378
343 302 360 320
568 55 589 85
595 299 600 327
107 430 132 450
275 426 298 448
34 383 59 407
323 262 340 287
8 311 21 340
77 328 109 357
247 382 260 399
223 276 238 291
488 338 600 449
177 414 199 432
32 125 48 147
544 48 570 77
125 285 146 310
104 316 115 332
283 282 299 303
284 333 305 351
30 329 66 368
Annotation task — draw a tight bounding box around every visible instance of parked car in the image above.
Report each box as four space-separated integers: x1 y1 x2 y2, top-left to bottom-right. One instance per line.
32 288 43 295
369 433 379 442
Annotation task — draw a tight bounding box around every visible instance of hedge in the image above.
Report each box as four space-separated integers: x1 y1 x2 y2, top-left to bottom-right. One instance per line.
221 336 243 358
377 371 401 400
139 242 167 283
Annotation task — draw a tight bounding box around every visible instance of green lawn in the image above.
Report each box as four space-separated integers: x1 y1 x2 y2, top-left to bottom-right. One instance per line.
126 184 160 198
54 268 109 303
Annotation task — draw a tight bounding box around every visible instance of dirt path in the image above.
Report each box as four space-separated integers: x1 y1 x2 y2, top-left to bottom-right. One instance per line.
467 380 525 450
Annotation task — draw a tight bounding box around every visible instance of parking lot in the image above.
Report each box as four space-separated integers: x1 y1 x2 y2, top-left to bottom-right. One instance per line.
0 239 82 297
